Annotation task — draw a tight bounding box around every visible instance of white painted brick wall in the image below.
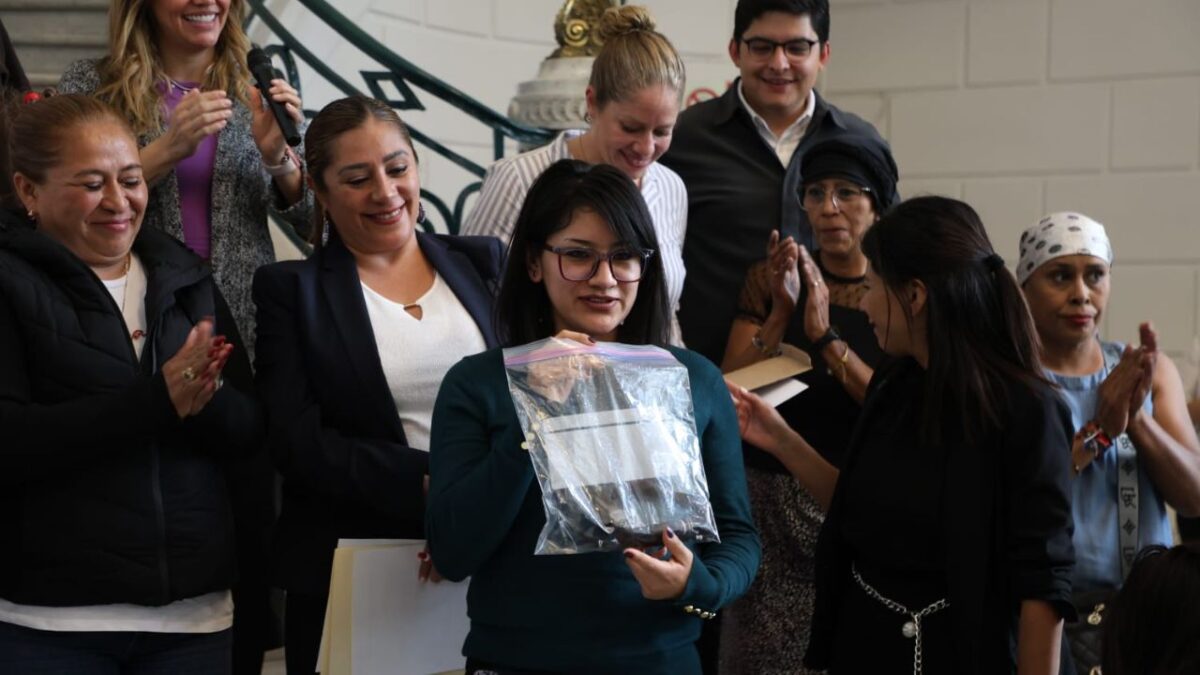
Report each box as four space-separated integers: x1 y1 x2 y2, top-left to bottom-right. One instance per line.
826 3 965 93
966 0 1047 86
257 0 1200 360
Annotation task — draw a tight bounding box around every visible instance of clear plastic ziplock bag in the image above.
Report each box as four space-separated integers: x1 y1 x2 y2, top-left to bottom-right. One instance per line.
503 337 720 555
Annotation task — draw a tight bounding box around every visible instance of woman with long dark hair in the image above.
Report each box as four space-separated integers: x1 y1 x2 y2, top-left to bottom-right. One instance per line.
731 196 1075 673
427 159 760 674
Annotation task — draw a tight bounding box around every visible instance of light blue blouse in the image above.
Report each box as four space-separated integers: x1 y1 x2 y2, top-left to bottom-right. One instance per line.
1045 340 1173 591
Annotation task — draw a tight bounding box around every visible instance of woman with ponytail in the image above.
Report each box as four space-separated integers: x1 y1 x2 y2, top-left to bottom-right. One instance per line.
463 4 689 343
730 196 1076 673
252 96 503 675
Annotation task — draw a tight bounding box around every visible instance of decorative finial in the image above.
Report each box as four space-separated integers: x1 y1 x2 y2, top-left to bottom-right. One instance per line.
551 0 620 58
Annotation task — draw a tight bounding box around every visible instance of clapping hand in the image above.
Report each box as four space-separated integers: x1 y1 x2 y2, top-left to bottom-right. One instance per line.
162 89 233 163
161 318 234 418
1096 325 1158 437
766 231 800 319
1129 322 1158 417
797 245 831 343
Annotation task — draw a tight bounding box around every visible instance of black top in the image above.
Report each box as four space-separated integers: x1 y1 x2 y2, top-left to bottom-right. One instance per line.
659 81 889 363
806 358 1077 674
839 361 947 580
827 361 953 672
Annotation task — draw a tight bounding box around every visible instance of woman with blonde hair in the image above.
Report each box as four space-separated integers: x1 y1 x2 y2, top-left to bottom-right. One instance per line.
58 0 312 358
463 4 690 343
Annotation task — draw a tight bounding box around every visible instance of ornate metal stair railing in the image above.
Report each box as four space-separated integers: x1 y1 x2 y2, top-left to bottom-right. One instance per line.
243 0 554 244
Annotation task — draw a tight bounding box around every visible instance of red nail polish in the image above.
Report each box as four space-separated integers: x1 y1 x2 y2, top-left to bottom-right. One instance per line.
623 551 634 559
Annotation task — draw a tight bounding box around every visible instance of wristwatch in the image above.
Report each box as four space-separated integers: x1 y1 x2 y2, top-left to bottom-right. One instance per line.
809 326 841 357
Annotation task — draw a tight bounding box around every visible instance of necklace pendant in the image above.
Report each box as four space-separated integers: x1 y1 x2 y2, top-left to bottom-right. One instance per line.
901 620 917 639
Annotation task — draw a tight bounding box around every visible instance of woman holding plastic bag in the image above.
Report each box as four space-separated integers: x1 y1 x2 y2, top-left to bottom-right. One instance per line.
427 159 760 674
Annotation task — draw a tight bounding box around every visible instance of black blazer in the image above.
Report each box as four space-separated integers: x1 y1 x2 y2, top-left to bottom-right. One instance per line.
252 232 502 595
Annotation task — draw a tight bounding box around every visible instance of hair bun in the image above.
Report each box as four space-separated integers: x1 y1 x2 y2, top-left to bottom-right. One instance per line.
596 5 657 44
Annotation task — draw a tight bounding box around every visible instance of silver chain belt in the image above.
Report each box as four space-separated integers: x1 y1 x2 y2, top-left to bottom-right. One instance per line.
851 563 949 675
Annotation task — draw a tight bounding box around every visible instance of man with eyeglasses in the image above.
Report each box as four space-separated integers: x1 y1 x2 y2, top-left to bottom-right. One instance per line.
660 0 890 367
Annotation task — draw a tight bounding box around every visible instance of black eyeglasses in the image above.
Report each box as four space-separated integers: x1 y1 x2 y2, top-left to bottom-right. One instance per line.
741 37 819 61
542 245 654 282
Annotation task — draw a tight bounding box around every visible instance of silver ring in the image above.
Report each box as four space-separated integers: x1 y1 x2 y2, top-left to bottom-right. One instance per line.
182 367 197 382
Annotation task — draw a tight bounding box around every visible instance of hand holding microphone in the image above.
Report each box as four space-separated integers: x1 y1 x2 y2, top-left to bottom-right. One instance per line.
247 46 303 170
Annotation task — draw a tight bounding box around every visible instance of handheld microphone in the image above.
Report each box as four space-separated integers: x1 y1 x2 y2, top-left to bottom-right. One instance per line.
247 46 301 147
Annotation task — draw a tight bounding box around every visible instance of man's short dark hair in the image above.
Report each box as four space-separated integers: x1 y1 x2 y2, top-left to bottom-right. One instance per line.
733 0 830 44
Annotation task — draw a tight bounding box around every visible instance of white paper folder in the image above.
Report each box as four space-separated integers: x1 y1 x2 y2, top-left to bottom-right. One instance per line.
317 539 469 675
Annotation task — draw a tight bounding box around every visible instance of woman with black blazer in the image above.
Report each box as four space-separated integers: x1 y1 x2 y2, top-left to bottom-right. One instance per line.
251 96 503 675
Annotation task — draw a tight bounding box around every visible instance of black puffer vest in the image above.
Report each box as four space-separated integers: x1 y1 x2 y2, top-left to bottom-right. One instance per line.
0 221 263 606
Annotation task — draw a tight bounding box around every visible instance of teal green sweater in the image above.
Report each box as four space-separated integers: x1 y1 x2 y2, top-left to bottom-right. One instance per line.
427 346 760 674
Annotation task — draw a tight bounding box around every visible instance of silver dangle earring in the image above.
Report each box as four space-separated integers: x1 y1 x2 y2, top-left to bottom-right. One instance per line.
418 202 427 224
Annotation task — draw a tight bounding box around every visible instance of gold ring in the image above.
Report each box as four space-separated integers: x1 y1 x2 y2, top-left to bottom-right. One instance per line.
182 367 197 382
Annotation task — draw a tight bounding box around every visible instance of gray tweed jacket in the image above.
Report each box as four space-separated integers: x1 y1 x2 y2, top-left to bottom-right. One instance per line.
59 58 313 362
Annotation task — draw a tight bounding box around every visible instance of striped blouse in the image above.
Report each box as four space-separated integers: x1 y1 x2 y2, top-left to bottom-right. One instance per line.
462 130 688 344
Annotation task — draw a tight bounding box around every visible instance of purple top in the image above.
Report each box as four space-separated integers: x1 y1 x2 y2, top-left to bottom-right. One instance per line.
160 80 218 260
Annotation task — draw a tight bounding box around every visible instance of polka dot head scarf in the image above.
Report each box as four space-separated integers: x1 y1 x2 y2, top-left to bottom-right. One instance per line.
1016 212 1112 284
